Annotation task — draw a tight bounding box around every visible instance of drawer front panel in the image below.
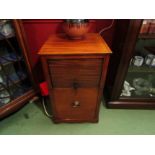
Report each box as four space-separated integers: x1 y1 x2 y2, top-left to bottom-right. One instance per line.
52 88 98 121
48 59 102 88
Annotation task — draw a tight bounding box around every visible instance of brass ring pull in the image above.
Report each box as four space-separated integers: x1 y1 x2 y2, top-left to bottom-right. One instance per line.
72 100 80 108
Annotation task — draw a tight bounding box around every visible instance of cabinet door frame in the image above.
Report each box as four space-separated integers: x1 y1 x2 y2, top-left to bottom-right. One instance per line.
0 20 37 119
111 20 142 100
13 20 36 88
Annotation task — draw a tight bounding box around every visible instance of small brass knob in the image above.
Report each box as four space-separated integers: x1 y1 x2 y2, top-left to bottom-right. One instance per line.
72 101 80 108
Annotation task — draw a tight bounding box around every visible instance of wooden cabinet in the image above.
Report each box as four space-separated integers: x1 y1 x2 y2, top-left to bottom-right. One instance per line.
105 19 155 109
0 20 36 119
39 33 111 123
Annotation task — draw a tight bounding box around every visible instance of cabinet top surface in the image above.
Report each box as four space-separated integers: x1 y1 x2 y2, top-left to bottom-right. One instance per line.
38 33 112 55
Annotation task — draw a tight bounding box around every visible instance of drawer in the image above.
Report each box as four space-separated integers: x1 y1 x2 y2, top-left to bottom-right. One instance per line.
48 59 103 88
52 88 98 122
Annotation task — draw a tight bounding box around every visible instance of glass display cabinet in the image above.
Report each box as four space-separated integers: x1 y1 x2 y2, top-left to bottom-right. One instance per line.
105 19 155 108
0 20 36 118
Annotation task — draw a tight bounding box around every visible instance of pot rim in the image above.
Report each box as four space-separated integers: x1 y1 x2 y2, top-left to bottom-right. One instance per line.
64 19 89 24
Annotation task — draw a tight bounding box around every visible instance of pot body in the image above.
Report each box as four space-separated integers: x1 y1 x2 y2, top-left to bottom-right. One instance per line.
63 19 89 39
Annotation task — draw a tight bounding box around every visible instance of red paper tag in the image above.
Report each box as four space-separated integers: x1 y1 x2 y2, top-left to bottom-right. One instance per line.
39 81 49 96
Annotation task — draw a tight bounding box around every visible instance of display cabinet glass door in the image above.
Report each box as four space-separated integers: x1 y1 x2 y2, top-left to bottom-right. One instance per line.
0 20 32 107
120 20 155 99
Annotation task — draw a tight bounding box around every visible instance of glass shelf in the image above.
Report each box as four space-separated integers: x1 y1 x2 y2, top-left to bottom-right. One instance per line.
128 65 155 73
120 72 155 98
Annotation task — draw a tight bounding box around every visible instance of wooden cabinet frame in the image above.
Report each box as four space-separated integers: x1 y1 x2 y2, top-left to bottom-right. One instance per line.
105 19 155 109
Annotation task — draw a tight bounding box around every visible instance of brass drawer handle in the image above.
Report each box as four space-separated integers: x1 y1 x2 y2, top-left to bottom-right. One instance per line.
72 101 80 108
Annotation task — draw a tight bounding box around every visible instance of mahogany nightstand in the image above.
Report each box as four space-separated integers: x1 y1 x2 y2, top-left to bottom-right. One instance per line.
38 33 111 123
